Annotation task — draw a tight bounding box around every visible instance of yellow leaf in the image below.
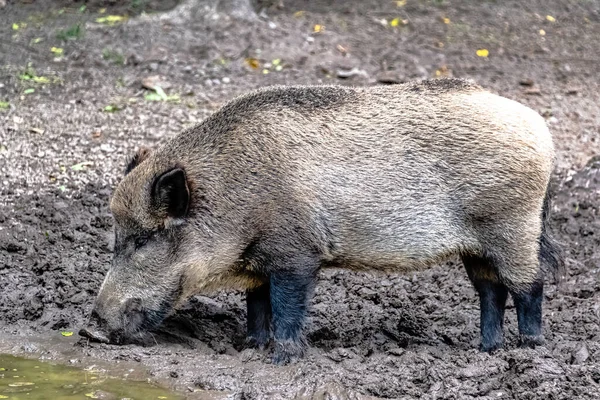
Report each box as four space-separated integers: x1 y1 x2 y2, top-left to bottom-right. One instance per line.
443 17 450 24
61 331 74 337
546 15 555 22
262 69 270 74
158 397 168 399
51 47 64 55
0 395 8 398
396 0 407 6
99 8 106 13
313 24 324 33
539 29 546 36
244 58 260 69
32 37 44 44
390 18 400 27
33 76 50 83
293 10 305 18
96 15 127 25
476 49 489 57
12 23 19 30
85 393 98 399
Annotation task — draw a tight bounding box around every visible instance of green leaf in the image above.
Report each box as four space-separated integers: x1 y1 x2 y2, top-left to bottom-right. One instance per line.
0 101 9 110
61 331 74 337
33 76 50 84
23 88 35 94
144 92 163 102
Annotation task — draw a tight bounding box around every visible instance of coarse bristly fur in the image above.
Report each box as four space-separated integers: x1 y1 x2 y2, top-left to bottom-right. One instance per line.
80 78 562 364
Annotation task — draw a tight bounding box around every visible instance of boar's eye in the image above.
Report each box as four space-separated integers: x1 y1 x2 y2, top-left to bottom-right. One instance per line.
134 234 150 249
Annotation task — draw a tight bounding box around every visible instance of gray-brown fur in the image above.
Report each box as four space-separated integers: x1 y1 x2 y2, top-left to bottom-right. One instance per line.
80 78 560 363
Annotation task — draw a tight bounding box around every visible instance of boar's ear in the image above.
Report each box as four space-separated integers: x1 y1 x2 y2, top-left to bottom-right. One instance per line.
152 168 190 220
125 147 151 175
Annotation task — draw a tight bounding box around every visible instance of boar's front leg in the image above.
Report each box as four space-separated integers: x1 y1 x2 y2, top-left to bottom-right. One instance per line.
268 253 319 365
246 283 272 349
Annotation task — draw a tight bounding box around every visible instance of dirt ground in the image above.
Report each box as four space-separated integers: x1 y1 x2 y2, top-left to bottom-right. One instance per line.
1 0 599 399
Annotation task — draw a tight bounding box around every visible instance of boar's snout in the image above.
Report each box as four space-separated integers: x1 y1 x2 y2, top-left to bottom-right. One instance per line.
79 297 147 345
79 310 110 344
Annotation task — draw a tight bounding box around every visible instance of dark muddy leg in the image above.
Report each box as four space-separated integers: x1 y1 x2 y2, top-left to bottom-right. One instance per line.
463 255 508 353
510 279 544 348
246 283 272 349
270 265 317 365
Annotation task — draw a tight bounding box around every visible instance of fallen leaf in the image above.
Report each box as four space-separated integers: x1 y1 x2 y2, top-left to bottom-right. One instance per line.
71 161 93 171
546 15 555 22
141 75 172 91
9 382 35 387
0 395 9 399
96 15 127 25
103 104 121 112
85 393 99 399
390 18 400 27
245 58 260 69
293 10 305 18
59 185 66 192
443 17 450 24
12 23 19 30
99 7 106 13
539 29 546 35
51 47 64 55
61 331 74 337
519 78 534 86
158 397 168 399
0 101 9 110
262 69 270 74
336 44 348 55
396 0 406 6
476 49 489 57
272 58 281 66
313 24 324 33
524 87 541 95
24 88 35 94
33 76 50 84
31 37 44 44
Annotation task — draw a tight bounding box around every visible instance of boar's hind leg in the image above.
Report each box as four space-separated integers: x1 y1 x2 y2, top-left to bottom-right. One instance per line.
269 254 319 365
508 277 544 348
463 255 508 352
488 235 545 349
246 283 272 349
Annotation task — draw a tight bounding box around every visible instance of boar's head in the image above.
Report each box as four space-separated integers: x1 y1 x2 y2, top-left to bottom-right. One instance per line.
80 148 207 344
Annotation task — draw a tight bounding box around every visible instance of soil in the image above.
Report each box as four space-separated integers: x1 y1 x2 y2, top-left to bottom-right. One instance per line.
1 0 599 399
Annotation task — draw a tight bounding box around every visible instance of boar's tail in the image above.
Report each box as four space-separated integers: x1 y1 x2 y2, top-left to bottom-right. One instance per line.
538 188 564 282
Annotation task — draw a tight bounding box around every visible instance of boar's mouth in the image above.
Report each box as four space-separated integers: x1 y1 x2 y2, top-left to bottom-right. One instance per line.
78 327 110 344
79 300 175 346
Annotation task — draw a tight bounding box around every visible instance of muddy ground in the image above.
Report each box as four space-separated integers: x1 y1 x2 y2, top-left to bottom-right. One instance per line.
1 0 599 398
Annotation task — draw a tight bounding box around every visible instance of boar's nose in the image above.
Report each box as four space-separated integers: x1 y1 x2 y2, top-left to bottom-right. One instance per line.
79 310 110 344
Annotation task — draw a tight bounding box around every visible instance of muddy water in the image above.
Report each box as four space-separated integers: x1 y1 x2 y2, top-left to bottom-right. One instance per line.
0 354 183 400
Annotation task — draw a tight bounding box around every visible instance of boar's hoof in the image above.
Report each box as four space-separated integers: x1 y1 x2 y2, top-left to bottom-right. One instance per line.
271 340 305 365
78 327 110 344
480 341 503 353
519 334 545 349
244 335 271 351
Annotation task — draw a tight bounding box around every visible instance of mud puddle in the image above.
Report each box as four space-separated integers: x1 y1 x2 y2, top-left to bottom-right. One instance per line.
0 353 184 400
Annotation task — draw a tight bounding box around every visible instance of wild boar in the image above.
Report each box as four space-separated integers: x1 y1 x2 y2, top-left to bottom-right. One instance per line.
80 79 562 364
